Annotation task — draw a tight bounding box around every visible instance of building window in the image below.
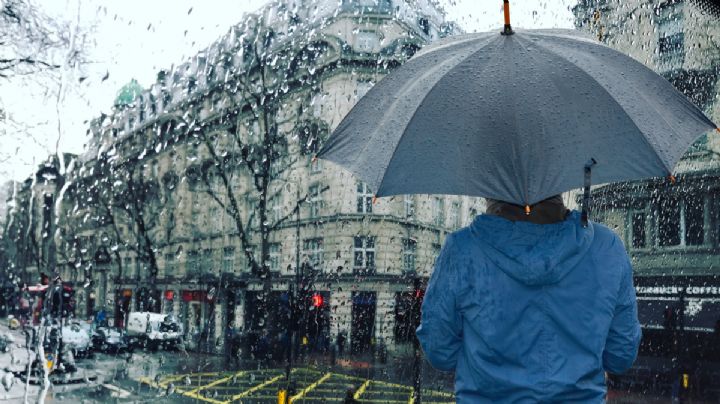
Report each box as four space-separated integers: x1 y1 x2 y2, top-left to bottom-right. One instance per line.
403 238 417 273
659 33 684 55
164 253 176 278
303 238 324 270
404 195 414 218
432 243 441 265
357 182 373 214
631 212 646 249
308 184 322 219
186 250 200 276
450 201 461 228
685 199 704 246
657 197 705 247
269 243 281 272
433 197 445 226
203 249 213 273
658 198 680 247
354 236 376 275
270 194 283 223
356 31 379 52
394 292 417 343
136 257 147 280
310 157 323 174
123 257 133 279
222 247 235 273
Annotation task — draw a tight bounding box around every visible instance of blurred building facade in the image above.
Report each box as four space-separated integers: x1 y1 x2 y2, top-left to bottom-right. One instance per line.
574 0 720 388
2 0 481 355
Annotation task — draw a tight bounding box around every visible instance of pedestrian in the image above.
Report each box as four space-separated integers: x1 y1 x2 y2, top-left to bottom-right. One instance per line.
336 332 346 357
417 196 641 403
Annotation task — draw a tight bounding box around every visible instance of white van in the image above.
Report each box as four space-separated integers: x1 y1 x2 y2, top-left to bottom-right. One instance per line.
125 312 183 350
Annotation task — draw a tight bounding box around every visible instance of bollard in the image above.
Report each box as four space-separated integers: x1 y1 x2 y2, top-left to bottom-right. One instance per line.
277 388 287 404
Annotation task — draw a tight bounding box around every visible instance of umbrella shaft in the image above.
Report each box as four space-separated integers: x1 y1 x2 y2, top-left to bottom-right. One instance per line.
504 0 511 26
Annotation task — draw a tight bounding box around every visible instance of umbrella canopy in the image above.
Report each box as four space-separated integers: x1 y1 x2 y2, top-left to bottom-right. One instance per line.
317 29 717 207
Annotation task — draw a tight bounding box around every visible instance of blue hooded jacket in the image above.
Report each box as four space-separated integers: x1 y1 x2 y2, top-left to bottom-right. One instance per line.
417 211 641 403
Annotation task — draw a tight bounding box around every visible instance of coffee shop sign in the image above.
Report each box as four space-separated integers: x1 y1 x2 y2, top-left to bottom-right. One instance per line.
636 285 720 296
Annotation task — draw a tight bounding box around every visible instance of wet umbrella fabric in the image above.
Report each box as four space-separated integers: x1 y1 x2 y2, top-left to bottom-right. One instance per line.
317 29 716 206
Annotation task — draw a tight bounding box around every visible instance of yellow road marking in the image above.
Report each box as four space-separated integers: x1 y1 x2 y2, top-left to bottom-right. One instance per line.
179 389 228 404
231 373 284 400
373 379 413 390
354 380 371 399
185 371 247 395
289 372 332 403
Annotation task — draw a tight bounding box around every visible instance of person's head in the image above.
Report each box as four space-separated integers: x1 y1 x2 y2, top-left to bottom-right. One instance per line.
485 195 567 225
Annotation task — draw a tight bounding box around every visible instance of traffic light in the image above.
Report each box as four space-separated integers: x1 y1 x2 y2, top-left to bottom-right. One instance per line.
311 293 324 308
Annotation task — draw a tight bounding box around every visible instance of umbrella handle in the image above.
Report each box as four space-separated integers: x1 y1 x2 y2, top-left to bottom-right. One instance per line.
581 158 597 228
502 0 514 36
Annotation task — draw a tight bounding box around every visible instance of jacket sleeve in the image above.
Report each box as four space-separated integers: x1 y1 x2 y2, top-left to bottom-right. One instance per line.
416 235 462 371
603 251 642 374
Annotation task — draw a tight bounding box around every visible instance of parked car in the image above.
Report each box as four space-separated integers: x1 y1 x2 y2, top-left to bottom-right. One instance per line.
91 327 128 353
61 321 92 357
126 312 183 350
0 333 13 353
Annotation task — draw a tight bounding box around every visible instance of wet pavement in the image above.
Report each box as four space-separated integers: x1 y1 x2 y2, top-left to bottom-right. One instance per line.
0 322 717 402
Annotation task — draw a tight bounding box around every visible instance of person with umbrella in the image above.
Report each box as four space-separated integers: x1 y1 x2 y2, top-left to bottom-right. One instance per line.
316 2 716 401
415 193 642 402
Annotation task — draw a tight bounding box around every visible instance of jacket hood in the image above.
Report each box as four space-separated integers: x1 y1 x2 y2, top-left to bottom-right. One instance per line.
471 211 594 286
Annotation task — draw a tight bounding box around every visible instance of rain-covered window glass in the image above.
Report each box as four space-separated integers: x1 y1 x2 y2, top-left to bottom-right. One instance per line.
433 197 445 226
658 197 680 246
269 243 281 272
353 236 375 275
404 195 415 218
303 238 324 270
356 182 373 214
403 238 417 272
308 184 322 219
631 212 647 249
222 247 235 273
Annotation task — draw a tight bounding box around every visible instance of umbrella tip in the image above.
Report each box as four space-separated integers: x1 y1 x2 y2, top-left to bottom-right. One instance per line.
525 205 531 215
668 174 676 184
311 155 318 164
372 195 378 205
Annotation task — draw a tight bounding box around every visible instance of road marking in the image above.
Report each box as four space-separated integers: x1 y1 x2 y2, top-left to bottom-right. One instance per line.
185 371 247 395
289 372 331 403
231 373 284 400
354 379 371 399
180 389 228 404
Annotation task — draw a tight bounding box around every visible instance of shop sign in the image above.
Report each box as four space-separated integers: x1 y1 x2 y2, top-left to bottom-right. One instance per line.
636 285 720 296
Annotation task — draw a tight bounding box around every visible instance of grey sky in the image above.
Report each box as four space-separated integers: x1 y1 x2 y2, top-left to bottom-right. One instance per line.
0 0 574 182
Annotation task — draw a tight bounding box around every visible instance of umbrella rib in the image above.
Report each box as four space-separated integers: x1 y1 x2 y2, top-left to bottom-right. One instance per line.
530 37 673 175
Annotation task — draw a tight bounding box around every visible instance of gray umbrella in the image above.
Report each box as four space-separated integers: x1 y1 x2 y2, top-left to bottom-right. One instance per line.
317 28 717 213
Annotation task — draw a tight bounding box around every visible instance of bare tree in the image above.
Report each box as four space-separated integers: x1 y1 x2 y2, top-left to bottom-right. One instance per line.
0 0 92 79
191 15 330 333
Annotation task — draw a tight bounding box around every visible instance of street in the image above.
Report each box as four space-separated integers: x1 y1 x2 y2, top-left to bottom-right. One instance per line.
0 320 714 403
